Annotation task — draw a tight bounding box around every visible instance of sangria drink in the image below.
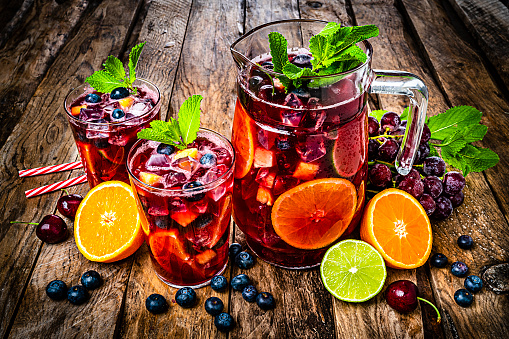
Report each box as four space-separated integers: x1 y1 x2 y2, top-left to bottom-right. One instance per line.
65 79 161 188
230 20 428 269
127 129 234 287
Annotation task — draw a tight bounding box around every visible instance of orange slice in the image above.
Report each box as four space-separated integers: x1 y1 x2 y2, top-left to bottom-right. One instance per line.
232 99 255 179
74 181 144 262
271 178 357 250
360 188 432 269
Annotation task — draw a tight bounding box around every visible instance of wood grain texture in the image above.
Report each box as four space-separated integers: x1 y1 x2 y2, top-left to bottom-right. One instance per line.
0 0 143 337
0 0 91 149
446 0 509 89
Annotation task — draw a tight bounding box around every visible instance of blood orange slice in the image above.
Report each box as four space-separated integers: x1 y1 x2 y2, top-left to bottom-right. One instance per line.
271 178 357 250
232 99 255 179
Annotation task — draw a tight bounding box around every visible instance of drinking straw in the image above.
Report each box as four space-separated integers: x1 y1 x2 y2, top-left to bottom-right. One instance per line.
25 175 87 198
19 161 83 177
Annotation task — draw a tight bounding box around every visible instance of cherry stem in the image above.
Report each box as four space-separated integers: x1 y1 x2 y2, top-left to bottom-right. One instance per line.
10 221 38 225
417 297 441 323
61 188 69 195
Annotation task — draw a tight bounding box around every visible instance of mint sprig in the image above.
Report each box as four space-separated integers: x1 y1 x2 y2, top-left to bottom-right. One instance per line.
86 42 146 93
368 105 499 176
137 95 203 150
268 23 378 91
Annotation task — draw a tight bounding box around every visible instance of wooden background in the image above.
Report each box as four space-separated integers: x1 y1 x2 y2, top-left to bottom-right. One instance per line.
0 0 508 338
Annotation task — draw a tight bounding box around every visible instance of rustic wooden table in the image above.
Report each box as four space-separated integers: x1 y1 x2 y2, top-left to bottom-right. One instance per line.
1 0 508 338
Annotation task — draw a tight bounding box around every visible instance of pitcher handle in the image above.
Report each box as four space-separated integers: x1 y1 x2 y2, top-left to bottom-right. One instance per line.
369 70 429 175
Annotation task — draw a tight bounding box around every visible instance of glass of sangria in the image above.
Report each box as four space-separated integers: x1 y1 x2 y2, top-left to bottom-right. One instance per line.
127 128 235 287
64 79 161 188
230 19 428 268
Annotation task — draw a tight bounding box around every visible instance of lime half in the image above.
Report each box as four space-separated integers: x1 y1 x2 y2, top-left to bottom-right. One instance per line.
320 239 387 302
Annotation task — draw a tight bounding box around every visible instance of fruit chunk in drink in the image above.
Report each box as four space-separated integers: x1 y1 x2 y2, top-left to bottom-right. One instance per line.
231 52 368 269
65 80 161 188
128 129 234 287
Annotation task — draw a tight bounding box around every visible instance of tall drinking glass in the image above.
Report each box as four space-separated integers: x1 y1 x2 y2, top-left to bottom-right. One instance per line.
230 19 428 269
64 79 161 188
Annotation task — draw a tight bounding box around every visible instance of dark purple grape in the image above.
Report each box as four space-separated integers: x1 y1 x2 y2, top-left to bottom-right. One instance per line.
368 116 380 137
433 196 453 220
378 139 399 162
423 156 446 177
419 193 436 216
442 171 465 195
388 126 405 137
447 191 464 208
369 163 392 188
380 112 401 132
420 124 431 144
368 139 380 161
36 215 68 243
398 176 424 199
423 176 443 199
414 142 430 165
400 120 407 127
394 168 421 186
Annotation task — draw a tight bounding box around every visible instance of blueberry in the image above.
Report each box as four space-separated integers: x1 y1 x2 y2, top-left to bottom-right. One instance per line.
291 54 313 69
235 251 255 269
145 293 169 314
46 280 68 300
110 87 130 99
457 235 473 250
242 285 258 302
256 292 275 310
275 137 292 151
85 93 101 103
214 312 235 332
156 143 176 156
112 108 125 120
154 216 169 229
80 270 102 290
229 243 243 260
464 275 483 293
175 287 197 308
231 274 250 291
430 253 448 268
454 289 473 307
67 285 89 305
182 181 205 202
191 214 213 229
204 297 224 316
200 153 217 167
210 275 228 292
261 61 274 69
451 261 469 277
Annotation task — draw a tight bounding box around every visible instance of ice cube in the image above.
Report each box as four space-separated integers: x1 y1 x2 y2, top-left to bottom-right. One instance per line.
214 147 232 165
145 154 171 171
202 164 227 184
257 129 275 150
129 102 149 116
284 93 304 108
168 197 187 213
148 205 169 216
108 133 130 146
296 135 326 163
163 171 187 188
208 184 226 202
79 107 105 122
301 109 326 130
190 198 209 214
86 122 109 139
281 110 304 126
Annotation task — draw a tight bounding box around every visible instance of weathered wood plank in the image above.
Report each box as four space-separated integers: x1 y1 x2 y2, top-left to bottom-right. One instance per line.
0 0 93 149
2 0 144 337
446 0 509 89
397 0 509 337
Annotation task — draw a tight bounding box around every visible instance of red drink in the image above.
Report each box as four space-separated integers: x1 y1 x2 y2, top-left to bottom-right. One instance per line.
127 129 234 287
65 79 161 188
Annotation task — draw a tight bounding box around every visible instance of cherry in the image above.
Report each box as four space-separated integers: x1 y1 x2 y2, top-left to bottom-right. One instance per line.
57 189 83 219
385 280 441 323
11 215 68 243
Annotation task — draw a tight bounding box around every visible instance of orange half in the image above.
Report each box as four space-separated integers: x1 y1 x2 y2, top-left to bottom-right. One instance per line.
271 178 357 250
360 188 432 269
74 181 144 262
232 99 255 179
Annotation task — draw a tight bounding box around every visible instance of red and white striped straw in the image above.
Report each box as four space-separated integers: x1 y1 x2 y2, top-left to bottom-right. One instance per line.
19 161 83 177
25 175 87 198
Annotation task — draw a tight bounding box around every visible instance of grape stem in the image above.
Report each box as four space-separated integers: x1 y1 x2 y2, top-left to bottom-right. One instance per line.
10 221 38 225
369 134 403 141
417 297 441 323
368 160 396 168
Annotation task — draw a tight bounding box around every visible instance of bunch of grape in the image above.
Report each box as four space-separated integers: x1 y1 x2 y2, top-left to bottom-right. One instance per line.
367 112 465 220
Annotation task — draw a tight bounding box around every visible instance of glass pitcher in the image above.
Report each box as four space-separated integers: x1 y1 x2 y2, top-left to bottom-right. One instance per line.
230 19 428 269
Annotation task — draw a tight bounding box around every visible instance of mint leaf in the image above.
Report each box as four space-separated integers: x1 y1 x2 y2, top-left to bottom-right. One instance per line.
282 63 316 79
429 143 440 157
128 42 146 86
85 71 123 93
103 55 125 81
441 144 499 176
400 107 410 120
428 106 482 141
178 95 202 145
436 124 487 152
268 32 288 74
369 109 388 121
317 22 340 37
309 34 328 70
